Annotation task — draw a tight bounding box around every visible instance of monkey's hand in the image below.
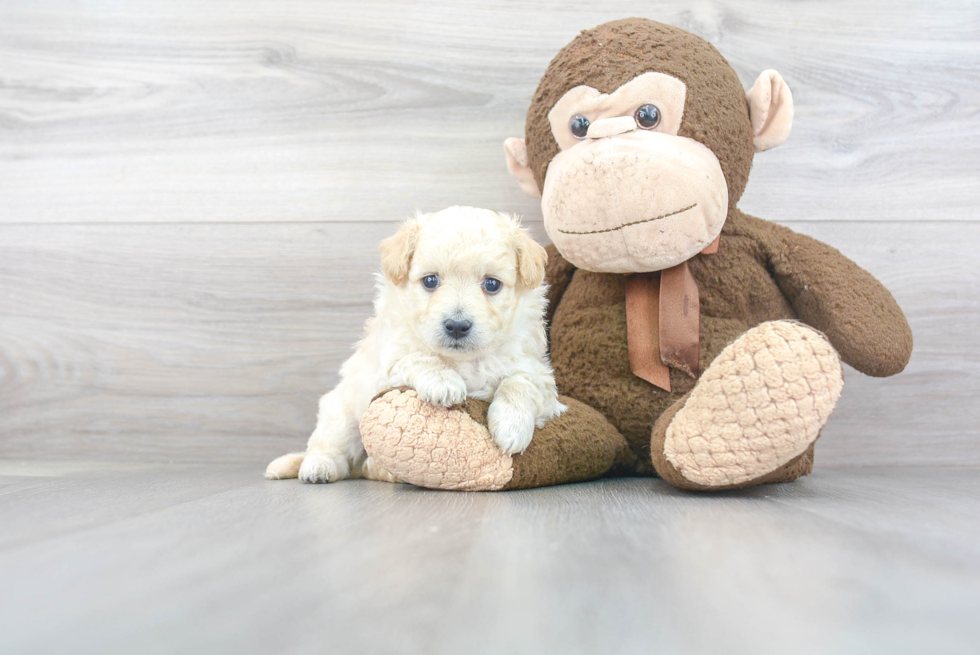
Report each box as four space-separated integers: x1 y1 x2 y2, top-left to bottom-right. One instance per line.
765 222 912 377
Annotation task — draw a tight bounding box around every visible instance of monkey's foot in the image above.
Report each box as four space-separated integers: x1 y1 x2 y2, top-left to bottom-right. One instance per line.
360 389 630 491
651 320 844 490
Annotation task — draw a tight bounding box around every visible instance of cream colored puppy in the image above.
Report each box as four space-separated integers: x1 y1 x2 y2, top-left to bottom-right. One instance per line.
265 206 566 483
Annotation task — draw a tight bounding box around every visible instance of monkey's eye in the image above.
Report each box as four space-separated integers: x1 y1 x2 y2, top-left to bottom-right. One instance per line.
482 277 502 294
569 115 590 139
422 274 439 290
634 104 661 129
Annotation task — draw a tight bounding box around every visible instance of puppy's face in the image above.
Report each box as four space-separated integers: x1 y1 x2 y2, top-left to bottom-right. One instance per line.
379 207 547 357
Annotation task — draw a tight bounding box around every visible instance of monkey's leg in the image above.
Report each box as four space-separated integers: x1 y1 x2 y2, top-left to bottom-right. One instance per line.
359 389 632 491
650 320 844 491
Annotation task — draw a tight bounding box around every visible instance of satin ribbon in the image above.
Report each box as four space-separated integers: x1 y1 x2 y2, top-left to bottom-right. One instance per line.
624 235 719 391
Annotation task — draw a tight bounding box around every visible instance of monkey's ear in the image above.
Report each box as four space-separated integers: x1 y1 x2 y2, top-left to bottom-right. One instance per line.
746 70 794 153
512 222 548 289
504 138 542 200
379 217 421 285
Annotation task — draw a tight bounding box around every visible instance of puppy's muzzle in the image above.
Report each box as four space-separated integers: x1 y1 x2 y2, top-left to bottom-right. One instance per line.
444 319 473 341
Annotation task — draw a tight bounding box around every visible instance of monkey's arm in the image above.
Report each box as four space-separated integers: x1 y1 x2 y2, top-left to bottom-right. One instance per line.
543 244 576 329
764 223 912 377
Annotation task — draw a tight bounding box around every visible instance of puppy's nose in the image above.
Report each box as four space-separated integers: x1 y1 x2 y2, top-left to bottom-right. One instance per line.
444 319 472 340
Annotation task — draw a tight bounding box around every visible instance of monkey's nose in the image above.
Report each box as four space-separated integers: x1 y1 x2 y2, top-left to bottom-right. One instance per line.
587 116 637 139
444 319 473 340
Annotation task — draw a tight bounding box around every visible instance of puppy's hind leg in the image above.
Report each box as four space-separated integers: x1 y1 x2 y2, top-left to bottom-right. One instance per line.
361 457 403 483
265 452 305 480
299 387 363 484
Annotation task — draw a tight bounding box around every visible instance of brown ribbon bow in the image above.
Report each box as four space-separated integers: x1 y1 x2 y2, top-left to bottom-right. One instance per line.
624 235 719 391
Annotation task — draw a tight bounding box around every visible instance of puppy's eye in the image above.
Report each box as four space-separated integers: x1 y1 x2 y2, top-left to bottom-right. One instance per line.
421 274 439 290
634 104 661 129
482 278 502 294
569 115 590 139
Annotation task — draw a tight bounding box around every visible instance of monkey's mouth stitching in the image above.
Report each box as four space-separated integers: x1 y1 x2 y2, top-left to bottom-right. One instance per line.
557 203 698 235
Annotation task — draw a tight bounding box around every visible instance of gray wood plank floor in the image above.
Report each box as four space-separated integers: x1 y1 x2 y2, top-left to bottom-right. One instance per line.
1 462 978 655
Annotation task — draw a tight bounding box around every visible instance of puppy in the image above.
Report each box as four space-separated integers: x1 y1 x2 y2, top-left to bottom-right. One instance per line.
265 206 566 483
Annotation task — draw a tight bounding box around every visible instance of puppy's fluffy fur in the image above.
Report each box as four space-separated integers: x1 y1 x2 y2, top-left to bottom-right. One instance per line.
266 206 566 483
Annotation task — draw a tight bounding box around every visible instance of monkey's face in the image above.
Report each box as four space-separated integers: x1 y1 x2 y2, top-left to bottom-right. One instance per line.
505 19 794 275
540 72 727 274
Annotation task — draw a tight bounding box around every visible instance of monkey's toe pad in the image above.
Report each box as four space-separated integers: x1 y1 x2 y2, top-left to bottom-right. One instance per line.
361 389 630 491
658 320 844 489
360 389 515 491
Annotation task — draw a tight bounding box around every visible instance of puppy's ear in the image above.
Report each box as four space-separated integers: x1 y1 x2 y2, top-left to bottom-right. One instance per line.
512 222 548 289
379 218 421 284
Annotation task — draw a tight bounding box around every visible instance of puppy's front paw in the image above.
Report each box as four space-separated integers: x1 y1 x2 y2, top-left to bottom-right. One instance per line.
415 369 467 407
488 399 535 455
298 452 351 484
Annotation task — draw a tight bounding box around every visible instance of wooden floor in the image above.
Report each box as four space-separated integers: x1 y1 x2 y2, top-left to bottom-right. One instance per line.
1 462 977 655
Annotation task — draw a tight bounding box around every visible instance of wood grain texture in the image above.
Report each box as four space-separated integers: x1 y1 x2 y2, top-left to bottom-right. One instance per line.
0 0 977 224
1 464 978 655
1 221 977 465
0 1 977 465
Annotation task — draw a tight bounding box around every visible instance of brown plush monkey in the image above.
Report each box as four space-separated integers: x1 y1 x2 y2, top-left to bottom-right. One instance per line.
359 18 913 491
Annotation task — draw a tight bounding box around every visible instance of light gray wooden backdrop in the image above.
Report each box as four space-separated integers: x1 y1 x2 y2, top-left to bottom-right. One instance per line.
1 0 977 466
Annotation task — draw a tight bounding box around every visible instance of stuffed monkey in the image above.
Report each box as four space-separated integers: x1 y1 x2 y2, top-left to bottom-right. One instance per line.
359 18 912 491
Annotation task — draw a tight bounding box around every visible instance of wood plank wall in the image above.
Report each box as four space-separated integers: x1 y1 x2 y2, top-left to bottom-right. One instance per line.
1 1 978 465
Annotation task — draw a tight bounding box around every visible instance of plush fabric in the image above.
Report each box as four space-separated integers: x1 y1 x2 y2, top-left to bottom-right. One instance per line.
546 209 911 473
546 72 687 149
360 388 516 491
503 137 541 200
525 19 756 209
540 133 728 273
361 389 632 491
360 18 912 492
746 70 795 152
651 397 818 492
660 321 842 487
